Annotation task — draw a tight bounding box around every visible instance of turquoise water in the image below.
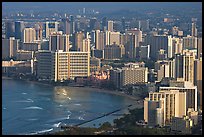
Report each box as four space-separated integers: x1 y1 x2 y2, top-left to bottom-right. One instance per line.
2 79 136 135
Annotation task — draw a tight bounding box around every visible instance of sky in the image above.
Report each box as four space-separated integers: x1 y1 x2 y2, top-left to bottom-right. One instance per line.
2 2 202 14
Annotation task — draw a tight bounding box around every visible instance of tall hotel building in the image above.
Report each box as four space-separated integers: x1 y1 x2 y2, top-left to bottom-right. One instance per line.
110 63 148 88
49 32 69 52
144 90 186 126
95 30 105 50
45 21 59 38
144 35 172 59
144 79 198 127
175 50 196 84
107 20 114 32
37 50 90 81
22 28 36 43
183 35 198 49
160 80 198 112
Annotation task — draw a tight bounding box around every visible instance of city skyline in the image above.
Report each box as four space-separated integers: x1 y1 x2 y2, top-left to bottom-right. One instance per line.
2 2 202 135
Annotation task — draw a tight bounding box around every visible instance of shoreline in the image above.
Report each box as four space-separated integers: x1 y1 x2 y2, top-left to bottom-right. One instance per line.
2 76 143 101
3 76 144 135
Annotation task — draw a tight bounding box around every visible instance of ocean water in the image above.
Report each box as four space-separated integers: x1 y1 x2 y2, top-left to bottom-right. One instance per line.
2 79 137 135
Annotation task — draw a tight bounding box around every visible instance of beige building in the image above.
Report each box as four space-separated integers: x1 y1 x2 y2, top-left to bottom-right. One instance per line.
37 50 90 81
191 22 197 37
22 28 36 43
109 31 120 45
155 60 175 80
74 31 84 51
82 38 90 52
160 80 198 112
121 66 148 86
171 37 183 58
107 20 113 32
45 21 59 38
183 50 196 83
95 30 104 50
175 50 196 84
144 90 186 126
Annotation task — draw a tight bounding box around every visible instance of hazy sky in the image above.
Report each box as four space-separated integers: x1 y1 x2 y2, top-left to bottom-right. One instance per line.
2 2 202 14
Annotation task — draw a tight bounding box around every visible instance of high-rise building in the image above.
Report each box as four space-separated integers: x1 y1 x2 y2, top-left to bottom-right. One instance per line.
139 45 150 60
144 98 165 127
171 37 183 58
160 79 198 112
107 20 114 32
197 37 202 59
144 35 171 60
110 68 123 89
37 50 90 81
61 18 71 35
49 32 69 52
194 58 202 109
191 22 197 37
144 89 186 126
121 64 148 86
36 51 53 80
157 63 170 82
183 35 198 49
125 33 139 58
82 38 90 52
183 50 196 83
125 29 142 42
69 15 75 34
155 60 175 79
2 37 19 59
105 30 110 46
5 21 15 39
74 31 84 51
45 21 59 38
109 31 120 45
110 63 148 88
35 23 43 40
22 28 36 43
15 21 25 41
89 18 97 31
104 43 125 60
174 50 196 84
95 30 104 50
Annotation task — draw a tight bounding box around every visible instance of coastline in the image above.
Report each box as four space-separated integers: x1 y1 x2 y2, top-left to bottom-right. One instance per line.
2 76 143 102
3 76 144 135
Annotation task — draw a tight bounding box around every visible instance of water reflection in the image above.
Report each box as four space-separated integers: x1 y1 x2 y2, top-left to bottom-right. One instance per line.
53 87 71 103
